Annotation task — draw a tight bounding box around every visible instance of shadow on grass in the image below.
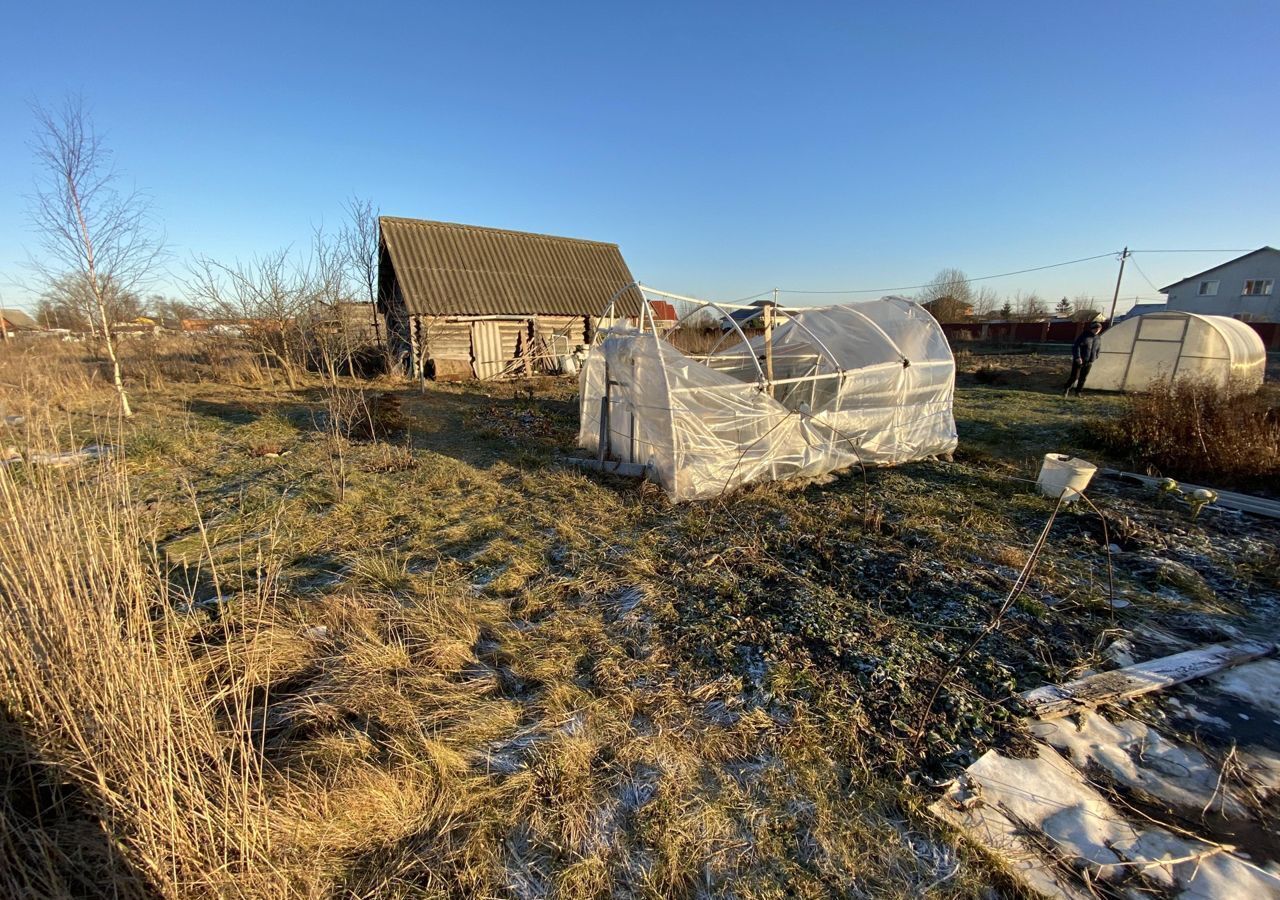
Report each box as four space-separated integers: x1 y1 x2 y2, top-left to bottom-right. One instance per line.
0 709 154 898
187 398 264 426
398 382 581 472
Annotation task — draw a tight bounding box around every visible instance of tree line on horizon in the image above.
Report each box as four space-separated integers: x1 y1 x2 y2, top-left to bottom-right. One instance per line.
914 267 1104 324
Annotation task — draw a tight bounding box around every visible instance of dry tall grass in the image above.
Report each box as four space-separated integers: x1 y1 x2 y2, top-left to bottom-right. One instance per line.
1 343 1001 898
0 451 284 897
1093 376 1280 490
663 326 758 357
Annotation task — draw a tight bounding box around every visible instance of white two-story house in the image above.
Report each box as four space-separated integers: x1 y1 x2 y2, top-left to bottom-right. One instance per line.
1161 246 1280 322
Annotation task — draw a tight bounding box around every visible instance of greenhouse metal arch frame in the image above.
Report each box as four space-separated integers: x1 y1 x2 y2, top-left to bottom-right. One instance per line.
578 283 958 501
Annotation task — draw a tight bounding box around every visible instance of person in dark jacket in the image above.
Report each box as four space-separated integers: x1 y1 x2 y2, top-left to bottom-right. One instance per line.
1064 320 1104 396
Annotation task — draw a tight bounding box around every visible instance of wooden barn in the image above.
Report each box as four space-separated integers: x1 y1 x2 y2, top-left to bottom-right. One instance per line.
377 217 642 380
1 307 41 340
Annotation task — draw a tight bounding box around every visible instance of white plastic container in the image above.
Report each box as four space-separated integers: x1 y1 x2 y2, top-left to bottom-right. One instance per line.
1036 454 1097 502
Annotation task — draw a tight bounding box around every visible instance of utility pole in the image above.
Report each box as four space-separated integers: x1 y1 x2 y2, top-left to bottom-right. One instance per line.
1106 247 1130 326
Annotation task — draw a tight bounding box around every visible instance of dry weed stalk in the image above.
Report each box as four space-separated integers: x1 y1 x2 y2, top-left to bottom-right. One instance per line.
0 450 285 897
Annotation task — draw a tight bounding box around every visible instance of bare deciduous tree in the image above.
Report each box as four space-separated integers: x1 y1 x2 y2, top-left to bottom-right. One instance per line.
37 271 146 333
26 98 164 417
310 226 365 379
972 285 1000 317
146 293 201 326
1072 294 1102 322
1011 290 1046 320
340 196 382 348
186 249 315 388
918 268 975 322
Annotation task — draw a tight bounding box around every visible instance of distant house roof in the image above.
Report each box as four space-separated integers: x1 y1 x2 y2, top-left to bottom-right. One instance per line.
725 300 773 326
1116 302 1167 322
0 308 39 329
378 216 642 318
1159 246 1279 292
650 300 678 322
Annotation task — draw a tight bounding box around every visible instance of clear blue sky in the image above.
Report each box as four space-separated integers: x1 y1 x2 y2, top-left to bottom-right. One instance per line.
2 0 1277 313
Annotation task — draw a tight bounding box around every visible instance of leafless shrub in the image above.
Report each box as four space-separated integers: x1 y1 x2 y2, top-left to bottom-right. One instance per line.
185 250 315 388
1093 376 1280 490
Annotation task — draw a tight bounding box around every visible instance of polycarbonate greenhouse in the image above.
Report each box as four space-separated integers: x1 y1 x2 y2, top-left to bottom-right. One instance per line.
1089 312 1266 393
578 286 957 501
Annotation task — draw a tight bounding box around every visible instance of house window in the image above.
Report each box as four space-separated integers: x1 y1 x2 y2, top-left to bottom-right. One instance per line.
1242 279 1273 296
1234 313 1255 322
1197 280 1219 295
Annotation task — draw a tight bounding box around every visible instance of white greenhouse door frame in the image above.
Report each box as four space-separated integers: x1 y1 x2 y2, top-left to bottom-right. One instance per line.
1119 315 1189 390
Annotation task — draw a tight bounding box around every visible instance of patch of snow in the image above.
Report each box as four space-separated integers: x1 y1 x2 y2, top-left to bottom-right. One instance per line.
1210 659 1280 718
1037 711 1247 818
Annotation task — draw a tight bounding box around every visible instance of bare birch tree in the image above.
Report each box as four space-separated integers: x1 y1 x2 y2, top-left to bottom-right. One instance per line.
26 99 163 417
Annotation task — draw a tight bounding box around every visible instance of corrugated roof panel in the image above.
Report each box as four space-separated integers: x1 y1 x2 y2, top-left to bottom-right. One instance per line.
380 216 642 318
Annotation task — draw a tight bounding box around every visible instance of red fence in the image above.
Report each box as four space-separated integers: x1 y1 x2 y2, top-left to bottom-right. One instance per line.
941 321 1091 345
942 320 1280 351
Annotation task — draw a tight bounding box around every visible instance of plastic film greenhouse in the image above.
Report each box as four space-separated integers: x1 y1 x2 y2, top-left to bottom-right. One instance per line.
1088 311 1266 393
577 285 958 501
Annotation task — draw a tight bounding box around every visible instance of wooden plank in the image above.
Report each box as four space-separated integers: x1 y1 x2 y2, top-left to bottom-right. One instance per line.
567 457 648 478
1021 640 1275 720
430 357 473 382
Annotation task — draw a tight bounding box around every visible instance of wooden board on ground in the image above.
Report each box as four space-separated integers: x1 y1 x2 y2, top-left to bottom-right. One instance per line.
1020 640 1275 720
430 357 473 382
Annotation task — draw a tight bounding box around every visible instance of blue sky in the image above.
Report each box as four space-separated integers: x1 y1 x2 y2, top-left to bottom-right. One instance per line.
2 0 1277 313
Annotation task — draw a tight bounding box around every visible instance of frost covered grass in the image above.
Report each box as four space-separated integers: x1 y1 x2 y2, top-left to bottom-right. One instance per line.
1 343 1276 897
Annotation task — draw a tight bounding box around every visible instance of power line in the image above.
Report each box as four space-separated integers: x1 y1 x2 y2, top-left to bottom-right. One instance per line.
1129 248 1255 254
776 250 1121 295
1127 255 1163 294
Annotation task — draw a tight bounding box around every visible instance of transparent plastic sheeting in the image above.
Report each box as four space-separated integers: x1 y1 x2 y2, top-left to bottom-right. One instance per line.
578 296 958 501
1089 312 1266 393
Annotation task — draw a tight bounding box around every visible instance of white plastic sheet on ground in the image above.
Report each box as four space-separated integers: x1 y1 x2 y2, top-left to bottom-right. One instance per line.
578 294 957 501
